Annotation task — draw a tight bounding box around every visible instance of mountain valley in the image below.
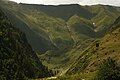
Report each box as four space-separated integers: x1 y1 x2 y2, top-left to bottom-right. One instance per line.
0 0 120 80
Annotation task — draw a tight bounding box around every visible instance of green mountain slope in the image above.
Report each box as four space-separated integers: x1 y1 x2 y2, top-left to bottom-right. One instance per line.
2 1 120 53
1 1 74 53
0 1 96 55
67 15 95 39
0 1 57 53
0 8 53 79
20 4 93 20
65 16 120 80
1 1 120 79
85 5 120 30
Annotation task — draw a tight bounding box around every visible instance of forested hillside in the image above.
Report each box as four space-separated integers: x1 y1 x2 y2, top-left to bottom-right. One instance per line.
0 8 53 79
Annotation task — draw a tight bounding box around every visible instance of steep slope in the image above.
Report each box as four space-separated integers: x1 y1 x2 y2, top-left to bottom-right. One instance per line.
65 16 120 79
85 5 120 31
2 1 120 53
21 4 120 30
20 4 93 20
1 1 96 57
0 1 84 71
0 8 52 79
1 1 75 53
1 1 120 76
67 15 95 39
0 1 57 53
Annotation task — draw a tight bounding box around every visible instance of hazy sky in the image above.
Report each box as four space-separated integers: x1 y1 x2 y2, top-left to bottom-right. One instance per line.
9 0 120 6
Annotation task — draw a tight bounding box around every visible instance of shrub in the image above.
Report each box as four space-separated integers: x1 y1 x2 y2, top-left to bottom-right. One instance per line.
94 58 120 80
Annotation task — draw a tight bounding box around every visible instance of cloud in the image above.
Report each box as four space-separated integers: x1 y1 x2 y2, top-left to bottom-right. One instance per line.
80 0 120 6
9 0 120 6
43 0 82 5
10 0 44 4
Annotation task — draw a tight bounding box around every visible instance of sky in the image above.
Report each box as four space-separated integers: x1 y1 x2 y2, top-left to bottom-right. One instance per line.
9 0 120 6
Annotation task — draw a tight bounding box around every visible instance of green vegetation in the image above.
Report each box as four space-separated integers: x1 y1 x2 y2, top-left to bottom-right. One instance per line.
64 16 120 80
0 8 53 79
94 58 120 80
0 0 120 80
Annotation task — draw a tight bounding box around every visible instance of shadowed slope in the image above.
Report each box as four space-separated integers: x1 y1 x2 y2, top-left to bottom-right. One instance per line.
0 8 53 79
